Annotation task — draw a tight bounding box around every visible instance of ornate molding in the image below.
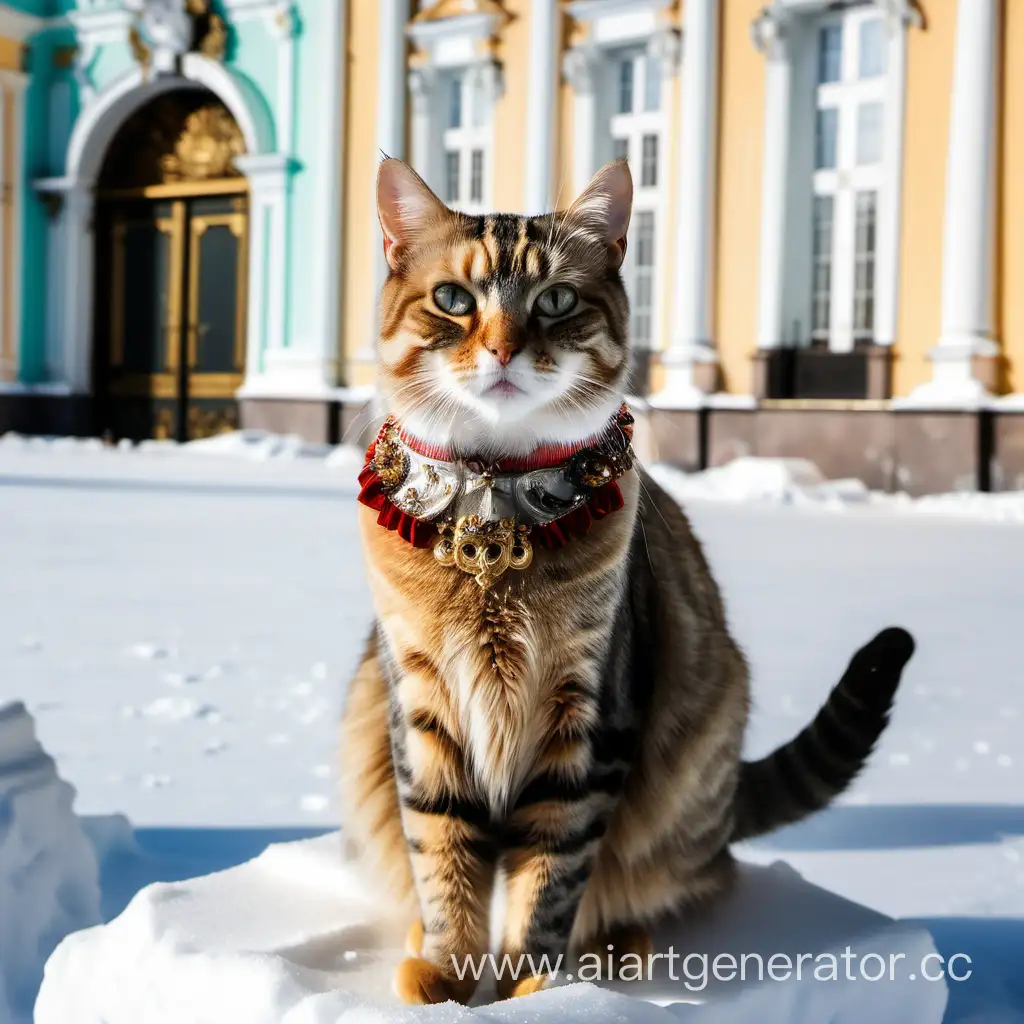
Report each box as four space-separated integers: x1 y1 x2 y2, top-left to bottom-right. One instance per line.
873 0 923 32
561 45 599 95
751 0 921 57
647 26 681 79
750 2 791 59
162 104 247 181
124 0 226 75
268 0 298 40
407 66 437 116
466 60 503 106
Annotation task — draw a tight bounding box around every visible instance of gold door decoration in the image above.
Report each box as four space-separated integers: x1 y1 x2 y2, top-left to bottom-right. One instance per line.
98 93 247 197
108 207 182 403
162 105 246 184
186 205 247 436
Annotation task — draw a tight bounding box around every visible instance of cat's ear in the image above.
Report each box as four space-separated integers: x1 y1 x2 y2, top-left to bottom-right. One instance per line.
565 159 633 269
376 158 450 269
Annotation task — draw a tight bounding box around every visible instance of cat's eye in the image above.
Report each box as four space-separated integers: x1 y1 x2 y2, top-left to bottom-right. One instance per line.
534 285 578 318
433 283 476 317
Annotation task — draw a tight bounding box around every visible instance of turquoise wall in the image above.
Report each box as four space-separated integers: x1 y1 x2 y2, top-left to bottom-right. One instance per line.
19 20 79 382
2 0 52 15
16 0 339 386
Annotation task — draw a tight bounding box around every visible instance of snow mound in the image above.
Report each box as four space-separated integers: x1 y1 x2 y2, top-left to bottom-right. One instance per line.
0 701 101 1024
181 429 334 461
649 458 871 508
37 832 946 1024
0 432 106 453
910 490 1024 523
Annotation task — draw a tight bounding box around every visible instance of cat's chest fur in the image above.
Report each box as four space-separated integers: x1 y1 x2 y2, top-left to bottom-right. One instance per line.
358 474 638 815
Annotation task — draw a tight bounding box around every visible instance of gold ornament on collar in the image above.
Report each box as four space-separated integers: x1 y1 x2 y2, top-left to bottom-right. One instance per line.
372 422 410 491
434 515 533 589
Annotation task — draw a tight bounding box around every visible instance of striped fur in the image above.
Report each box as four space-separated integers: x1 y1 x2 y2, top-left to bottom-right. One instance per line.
339 160 915 1005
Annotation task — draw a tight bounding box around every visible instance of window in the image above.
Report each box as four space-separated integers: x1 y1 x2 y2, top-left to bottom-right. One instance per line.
811 9 886 352
448 75 463 129
641 134 658 187
811 196 834 342
608 48 664 351
470 149 484 203
630 212 656 347
445 151 460 204
617 59 634 115
441 71 491 213
853 191 877 337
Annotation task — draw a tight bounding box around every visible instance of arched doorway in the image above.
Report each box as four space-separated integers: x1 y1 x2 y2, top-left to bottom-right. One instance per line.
92 88 249 441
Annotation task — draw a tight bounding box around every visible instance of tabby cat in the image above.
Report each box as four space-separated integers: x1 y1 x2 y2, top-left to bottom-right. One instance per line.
340 157 915 1005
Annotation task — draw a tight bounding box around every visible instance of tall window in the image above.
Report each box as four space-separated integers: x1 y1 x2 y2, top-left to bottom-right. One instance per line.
441 70 490 214
811 9 886 351
609 48 663 349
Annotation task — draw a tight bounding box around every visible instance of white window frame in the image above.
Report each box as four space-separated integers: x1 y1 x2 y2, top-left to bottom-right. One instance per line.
753 0 916 358
407 10 502 215
562 0 676 354
810 6 886 353
439 69 492 214
608 47 665 350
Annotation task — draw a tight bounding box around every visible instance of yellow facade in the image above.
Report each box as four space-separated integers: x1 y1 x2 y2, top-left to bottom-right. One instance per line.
338 0 1023 405
491 0 530 213
339 0 382 389
1001 0 1024 394
715 0 766 396
892 0 957 397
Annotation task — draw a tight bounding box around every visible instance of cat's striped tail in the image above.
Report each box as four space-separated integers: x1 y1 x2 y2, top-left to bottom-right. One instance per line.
731 627 915 843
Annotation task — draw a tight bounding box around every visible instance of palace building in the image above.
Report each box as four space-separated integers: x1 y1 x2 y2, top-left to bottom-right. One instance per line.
0 0 1021 494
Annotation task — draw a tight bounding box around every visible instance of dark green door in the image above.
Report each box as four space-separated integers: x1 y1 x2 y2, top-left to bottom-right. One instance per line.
96 190 248 441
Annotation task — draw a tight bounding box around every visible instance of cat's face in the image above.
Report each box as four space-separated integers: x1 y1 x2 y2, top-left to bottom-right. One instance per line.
375 159 633 456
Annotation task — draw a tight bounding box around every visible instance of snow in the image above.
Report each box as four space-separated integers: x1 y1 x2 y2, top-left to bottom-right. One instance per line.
1 433 1023 1022
0 702 100 1024
35 834 947 1024
648 458 1024 521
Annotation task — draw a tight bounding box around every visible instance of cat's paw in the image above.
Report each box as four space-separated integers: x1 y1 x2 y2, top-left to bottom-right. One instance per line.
497 973 549 1000
393 956 475 1005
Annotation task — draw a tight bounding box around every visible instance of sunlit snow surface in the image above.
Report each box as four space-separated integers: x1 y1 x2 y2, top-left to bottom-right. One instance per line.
2 432 1023 1022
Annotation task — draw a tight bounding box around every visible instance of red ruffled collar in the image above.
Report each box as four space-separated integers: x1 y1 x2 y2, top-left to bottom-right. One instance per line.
358 406 632 552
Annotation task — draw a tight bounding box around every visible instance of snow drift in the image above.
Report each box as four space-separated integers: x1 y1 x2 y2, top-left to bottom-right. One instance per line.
0 700 101 1024
37 832 947 1024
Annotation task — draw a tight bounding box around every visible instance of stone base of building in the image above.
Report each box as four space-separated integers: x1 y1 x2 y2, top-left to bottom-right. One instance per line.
0 391 96 437
6 390 1024 497
238 396 379 450
641 404 1024 496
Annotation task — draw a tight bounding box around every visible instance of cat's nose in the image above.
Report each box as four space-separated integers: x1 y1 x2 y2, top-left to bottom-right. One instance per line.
486 340 521 366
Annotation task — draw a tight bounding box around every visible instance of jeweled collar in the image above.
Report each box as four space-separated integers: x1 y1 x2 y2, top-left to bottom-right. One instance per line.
358 404 635 588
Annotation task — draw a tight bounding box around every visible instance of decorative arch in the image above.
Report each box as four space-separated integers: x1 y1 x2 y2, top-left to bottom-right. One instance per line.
37 55 282 396
65 55 274 186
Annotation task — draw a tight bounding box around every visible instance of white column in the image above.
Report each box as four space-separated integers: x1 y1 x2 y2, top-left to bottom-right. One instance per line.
235 154 303 388
562 47 598 197
408 67 437 192
657 1 719 403
872 12 910 348
524 0 558 213
371 0 409 316
0 71 26 383
312 0 345 382
35 180 93 391
910 0 1000 403
753 10 792 351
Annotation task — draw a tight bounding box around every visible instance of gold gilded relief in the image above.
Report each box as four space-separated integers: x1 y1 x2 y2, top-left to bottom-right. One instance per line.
161 106 245 183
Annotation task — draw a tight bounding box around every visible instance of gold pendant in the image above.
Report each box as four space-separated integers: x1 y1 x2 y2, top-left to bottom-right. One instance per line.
433 515 533 589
